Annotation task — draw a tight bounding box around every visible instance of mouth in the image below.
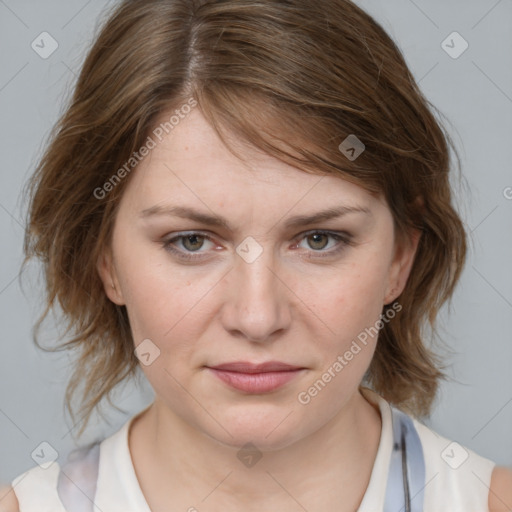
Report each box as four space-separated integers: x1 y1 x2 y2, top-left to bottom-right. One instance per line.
205 361 306 393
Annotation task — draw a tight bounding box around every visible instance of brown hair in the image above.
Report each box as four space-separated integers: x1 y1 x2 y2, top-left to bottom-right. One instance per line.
22 0 466 437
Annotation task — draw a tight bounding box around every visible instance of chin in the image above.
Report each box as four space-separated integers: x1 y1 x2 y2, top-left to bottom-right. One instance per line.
201 405 307 452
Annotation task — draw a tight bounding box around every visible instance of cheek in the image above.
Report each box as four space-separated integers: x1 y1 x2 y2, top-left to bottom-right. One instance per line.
115 237 221 349
113 235 178 333
302 254 391 343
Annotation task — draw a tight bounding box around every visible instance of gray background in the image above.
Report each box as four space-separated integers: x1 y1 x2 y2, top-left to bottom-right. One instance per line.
0 0 511 485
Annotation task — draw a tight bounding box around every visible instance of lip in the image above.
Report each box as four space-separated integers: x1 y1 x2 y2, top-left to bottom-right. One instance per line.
209 361 303 373
206 361 305 393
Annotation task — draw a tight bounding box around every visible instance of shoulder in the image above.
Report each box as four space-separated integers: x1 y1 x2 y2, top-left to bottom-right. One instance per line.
4 462 63 511
0 486 19 512
489 465 512 511
409 417 499 510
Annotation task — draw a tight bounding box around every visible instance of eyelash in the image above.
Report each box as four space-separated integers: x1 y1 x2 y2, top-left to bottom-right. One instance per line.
161 230 354 261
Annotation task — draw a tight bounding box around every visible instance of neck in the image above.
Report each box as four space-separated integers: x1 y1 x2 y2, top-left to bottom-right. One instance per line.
129 388 382 511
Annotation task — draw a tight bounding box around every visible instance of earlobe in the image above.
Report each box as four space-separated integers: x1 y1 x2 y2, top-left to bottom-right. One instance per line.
96 248 125 305
384 227 422 305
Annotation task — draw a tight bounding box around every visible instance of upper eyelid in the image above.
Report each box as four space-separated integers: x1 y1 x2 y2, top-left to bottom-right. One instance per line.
166 229 349 241
165 230 351 250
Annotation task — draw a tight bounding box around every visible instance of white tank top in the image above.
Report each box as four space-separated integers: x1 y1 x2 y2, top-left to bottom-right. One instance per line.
11 387 496 511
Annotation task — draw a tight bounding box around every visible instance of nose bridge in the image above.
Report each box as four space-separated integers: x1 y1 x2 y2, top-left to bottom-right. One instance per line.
238 237 277 293
223 235 290 341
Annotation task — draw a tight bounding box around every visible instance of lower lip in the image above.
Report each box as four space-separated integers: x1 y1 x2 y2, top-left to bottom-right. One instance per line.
207 368 304 393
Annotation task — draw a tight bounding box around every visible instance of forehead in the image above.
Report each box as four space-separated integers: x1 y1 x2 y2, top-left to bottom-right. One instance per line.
118 108 386 218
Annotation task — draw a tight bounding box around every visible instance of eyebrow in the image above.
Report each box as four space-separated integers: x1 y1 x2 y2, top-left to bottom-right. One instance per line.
139 204 371 230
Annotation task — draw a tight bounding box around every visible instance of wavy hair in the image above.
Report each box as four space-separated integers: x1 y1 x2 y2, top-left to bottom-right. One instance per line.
22 0 466 437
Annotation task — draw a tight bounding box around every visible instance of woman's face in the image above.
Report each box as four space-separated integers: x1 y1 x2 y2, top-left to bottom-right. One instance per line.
98 107 419 450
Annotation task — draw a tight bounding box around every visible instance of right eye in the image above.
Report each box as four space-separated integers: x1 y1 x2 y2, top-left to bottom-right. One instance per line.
161 231 219 261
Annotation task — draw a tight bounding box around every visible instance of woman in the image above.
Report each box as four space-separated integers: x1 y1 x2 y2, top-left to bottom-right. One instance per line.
1 0 511 510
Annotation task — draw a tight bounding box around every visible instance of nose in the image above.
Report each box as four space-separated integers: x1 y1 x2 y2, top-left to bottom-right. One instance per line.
220 242 292 343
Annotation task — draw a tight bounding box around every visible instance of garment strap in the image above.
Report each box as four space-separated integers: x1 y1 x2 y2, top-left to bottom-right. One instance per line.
384 405 426 512
57 442 101 512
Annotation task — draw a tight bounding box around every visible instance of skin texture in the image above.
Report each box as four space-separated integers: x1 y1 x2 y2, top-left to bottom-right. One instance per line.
94 107 421 511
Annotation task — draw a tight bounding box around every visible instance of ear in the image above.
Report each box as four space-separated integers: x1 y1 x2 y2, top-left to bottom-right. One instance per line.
96 245 126 306
383 225 422 306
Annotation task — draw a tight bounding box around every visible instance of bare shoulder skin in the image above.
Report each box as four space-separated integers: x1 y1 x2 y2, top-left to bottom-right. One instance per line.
0 486 19 512
489 466 512 511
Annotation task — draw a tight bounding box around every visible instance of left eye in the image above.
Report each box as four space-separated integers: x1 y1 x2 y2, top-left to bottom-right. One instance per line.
297 232 341 251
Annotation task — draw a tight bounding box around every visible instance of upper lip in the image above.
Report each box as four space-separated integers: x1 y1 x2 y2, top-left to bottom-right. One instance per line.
207 361 303 373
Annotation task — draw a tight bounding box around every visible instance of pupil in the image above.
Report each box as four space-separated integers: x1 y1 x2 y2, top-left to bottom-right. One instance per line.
184 235 203 251
310 234 327 250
